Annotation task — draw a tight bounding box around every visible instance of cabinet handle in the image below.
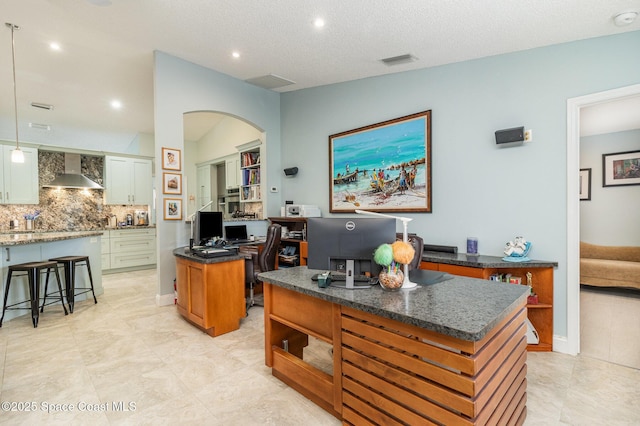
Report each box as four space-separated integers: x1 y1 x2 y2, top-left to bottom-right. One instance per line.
5 247 10 262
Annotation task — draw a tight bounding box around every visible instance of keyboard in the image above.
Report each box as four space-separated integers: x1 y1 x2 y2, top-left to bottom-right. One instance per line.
328 271 372 282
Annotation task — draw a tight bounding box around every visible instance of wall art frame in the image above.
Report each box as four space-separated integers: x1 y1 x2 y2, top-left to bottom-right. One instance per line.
579 168 591 200
163 198 182 220
162 172 182 195
329 110 432 213
162 147 181 171
602 150 640 187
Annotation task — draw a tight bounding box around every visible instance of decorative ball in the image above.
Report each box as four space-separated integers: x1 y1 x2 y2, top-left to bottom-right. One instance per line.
391 241 415 265
373 244 394 266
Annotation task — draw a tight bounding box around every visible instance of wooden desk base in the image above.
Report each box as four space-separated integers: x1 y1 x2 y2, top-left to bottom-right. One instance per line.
175 256 245 337
264 282 527 425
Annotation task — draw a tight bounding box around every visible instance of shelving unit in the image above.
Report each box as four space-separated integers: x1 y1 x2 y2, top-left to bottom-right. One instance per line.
240 148 260 202
421 259 555 352
268 217 308 267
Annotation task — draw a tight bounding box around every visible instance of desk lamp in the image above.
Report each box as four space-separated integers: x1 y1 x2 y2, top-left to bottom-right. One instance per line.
355 209 418 289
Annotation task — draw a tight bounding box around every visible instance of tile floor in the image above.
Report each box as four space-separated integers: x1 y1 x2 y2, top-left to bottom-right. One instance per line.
0 270 638 425
580 285 640 370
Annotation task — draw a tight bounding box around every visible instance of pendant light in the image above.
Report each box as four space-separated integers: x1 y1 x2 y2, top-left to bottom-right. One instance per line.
6 23 24 163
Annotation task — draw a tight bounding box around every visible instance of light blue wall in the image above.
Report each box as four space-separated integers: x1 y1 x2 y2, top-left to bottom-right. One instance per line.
280 31 640 338
580 129 640 245
153 52 281 297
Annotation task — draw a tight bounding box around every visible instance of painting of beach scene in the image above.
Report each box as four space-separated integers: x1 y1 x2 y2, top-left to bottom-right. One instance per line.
329 110 431 213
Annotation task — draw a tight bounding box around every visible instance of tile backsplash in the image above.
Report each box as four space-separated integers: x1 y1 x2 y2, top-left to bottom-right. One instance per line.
0 151 150 232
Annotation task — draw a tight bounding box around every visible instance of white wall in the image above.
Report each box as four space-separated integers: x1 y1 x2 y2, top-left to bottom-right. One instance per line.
580 129 640 245
196 115 261 161
153 51 281 299
279 31 640 340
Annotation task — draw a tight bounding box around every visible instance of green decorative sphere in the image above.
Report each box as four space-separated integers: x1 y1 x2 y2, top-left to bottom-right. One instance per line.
373 244 394 266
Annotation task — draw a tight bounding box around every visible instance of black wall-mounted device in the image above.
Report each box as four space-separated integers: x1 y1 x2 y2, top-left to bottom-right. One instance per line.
284 167 299 176
495 127 525 144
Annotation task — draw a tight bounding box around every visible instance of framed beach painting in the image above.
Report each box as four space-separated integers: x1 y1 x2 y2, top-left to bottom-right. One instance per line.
579 168 591 200
329 110 432 213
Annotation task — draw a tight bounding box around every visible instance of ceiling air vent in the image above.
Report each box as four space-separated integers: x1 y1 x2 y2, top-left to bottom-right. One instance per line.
380 54 418 66
245 74 295 90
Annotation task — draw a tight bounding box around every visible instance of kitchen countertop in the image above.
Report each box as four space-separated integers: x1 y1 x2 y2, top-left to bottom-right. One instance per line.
0 230 104 246
258 266 529 342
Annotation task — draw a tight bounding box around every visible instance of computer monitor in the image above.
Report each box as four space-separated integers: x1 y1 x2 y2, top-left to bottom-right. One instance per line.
224 224 248 242
193 211 223 246
306 217 396 288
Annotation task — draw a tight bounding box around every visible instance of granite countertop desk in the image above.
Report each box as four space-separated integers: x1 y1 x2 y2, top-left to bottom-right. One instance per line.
259 265 529 342
422 251 558 268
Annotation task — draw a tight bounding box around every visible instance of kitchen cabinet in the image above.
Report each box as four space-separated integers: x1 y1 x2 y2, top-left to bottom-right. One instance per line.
0 145 39 204
102 228 156 272
196 164 212 210
104 155 152 205
225 155 240 189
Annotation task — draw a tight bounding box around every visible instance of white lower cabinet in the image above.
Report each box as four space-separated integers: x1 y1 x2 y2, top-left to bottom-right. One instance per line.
102 228 156 272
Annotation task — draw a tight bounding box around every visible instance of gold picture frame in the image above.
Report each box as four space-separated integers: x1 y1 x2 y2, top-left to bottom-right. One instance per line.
163 172 182 195
162 147 181 171
163 198 182 220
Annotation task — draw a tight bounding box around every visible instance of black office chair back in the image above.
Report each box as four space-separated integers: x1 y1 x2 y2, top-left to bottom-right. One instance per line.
259 223 282 273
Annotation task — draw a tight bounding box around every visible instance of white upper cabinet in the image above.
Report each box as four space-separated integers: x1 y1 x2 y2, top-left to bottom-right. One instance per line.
104 155 152 205
1 145 39 204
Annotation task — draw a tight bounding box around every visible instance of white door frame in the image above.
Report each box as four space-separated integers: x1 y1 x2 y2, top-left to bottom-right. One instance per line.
565 83 640 355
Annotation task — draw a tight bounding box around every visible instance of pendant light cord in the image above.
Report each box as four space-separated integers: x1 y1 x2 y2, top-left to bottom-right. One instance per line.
6 23 20 151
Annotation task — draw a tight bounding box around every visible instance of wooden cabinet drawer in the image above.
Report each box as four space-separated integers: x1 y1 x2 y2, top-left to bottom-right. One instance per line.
438 264 486 278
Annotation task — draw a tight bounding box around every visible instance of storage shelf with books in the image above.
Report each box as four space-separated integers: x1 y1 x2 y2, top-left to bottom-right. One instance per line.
240 147 261 202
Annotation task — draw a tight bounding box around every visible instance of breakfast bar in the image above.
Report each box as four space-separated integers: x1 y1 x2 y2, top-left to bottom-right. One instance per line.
259 266 530 425
0 231 103 324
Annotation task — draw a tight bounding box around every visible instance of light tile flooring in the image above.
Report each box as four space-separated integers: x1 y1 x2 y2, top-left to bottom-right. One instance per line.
580 285 640 370
0 270 637 425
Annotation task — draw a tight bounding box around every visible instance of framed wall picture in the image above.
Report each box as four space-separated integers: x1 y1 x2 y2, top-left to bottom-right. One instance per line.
163 198 182 220
602 150 640 187
162 147 181 171
579 168 591 200
163 172 182 195
329 110 432 213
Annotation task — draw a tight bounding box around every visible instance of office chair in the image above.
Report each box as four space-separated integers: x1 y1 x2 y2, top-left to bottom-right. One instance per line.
244 223 281 311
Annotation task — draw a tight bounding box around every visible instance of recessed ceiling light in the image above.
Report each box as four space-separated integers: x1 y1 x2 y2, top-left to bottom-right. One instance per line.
314 18 325 28
110 100 122 109
232 51 240 59
50 42 61 51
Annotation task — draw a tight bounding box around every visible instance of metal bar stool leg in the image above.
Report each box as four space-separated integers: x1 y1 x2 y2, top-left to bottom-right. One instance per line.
0 270 13 327
52 266 68 316
84 258 97 304
27 267 40 328
62 261 75 313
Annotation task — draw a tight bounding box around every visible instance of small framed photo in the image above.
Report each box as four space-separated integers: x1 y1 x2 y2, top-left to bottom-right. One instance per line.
162 147 181 171
163 172 182 195
163 198 182 220
602 150 640 187
579 168 591 201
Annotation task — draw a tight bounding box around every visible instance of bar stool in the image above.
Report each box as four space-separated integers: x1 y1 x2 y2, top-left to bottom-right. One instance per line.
47 256 97 313
0 261 68 328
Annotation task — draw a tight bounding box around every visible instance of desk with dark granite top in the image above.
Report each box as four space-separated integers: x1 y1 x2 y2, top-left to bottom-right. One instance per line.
259 266 529 424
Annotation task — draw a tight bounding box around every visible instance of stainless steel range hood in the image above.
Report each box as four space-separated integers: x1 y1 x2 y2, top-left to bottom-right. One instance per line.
43 153 103 189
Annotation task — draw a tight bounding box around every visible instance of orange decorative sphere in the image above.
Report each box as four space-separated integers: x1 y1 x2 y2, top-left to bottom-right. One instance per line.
391 241 415 265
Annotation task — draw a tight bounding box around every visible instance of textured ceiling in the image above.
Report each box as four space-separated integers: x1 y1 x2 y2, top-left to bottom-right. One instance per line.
1 0 639 144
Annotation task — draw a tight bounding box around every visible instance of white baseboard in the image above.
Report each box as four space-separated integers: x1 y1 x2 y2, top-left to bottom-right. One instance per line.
156 293 175 307
553 335 577 355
